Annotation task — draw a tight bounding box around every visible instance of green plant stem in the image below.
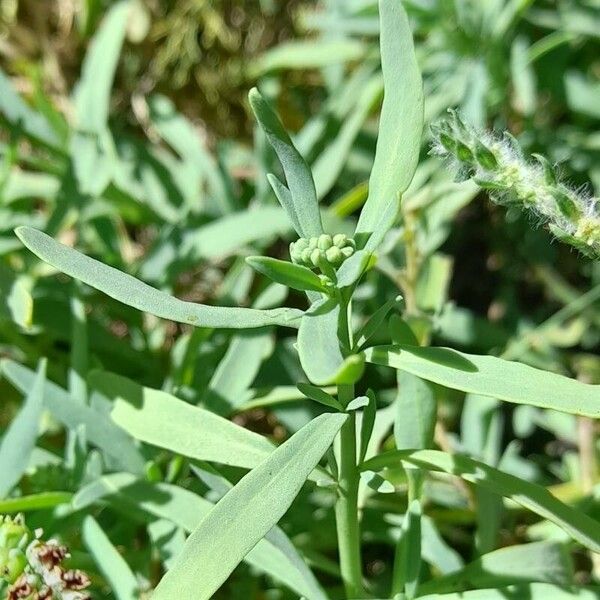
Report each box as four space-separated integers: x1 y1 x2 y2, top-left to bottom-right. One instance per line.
335 385 365 598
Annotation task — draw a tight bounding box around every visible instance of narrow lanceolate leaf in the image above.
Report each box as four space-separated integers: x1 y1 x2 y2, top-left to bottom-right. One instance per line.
203 331 274 416
249 88 323 238
82 516 139 600
100 371 275 470
361 449 600 553
15 227 302 329
297 383 343 411
0 492 72 513
392 499 421 598
74 0 130 132
417 541 572 595
1 359 145 474
335 250 374 288
252 39 366 75
355 0 423 250
153 413 346 599
74 475 328 600
394 371 436 451
267 174 304 237
359 389 377 463
0 359 45 497
355 296 401 350
364 345 600 417
298 299 364 386
246 256 328 293
0 69 61 148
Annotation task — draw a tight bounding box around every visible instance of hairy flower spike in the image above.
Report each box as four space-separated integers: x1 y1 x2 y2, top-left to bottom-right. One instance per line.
1 514 91 600
431 110 600 259
290 234 356 270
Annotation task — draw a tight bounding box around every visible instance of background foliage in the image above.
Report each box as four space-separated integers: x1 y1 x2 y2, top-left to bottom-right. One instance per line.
0 0 599 598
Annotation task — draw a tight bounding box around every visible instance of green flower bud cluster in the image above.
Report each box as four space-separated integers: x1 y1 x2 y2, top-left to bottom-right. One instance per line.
1 514 91 599
431 110 600 259
290 234 356 269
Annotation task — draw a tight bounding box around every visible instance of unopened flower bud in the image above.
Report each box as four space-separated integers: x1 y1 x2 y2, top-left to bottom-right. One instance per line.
310 248 322 267
325 246 342 266
317 234 332 251
333 233 347 248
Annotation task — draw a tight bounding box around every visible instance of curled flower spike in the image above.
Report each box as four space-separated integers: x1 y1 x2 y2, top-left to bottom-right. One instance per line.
290 234 356 270
1 514 91 600
431 110 600 259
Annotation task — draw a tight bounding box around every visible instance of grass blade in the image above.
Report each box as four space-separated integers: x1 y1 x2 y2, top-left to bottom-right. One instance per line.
0 359 45 497
82 516 139 600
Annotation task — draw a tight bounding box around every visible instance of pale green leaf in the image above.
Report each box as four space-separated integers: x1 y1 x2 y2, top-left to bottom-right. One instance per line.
392 499 421 598
0 68 61 148
0 359 45 497
82 516 139 600
418 541 572 595
0 265 33 328
139 206 292 282
267 174 304 237
74 0 130 131
246 256 328 293
297 383 343 411
1 359 145 474
252 40 366 75
361 449 600 553
203 331 274 415
73 474 328 600
100 371 276 470
364 345 600 417
312 76 382 199
298 299 364 385
249 88 323 238
16 227 302 329
358 389 377 463
355 296 401 350
335 250 374 288
152 413 346 598
394 371 436 451
104 370 331 483
355 0 423 250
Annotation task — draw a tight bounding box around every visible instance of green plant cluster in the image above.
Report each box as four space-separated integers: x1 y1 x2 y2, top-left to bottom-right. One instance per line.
0 1 598 600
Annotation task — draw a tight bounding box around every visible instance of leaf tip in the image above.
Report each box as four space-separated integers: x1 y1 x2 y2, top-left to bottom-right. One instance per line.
248 86 262 108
